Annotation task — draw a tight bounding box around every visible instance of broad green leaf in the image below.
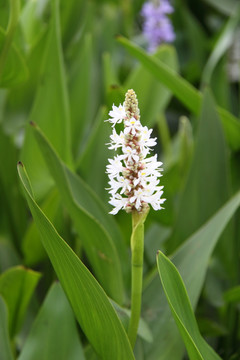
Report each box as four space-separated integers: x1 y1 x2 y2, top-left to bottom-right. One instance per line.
22 189 61 266
201 5 240 86
102 52 125 107
0 127 27 245
60 0 86 47
142 190 240 360
0 28 28 88
157 251 221 360
111 300 153 343
176 4 206 82
68 33 95 159
31 123 126 303
144 223 171 266
19 282 85 360
0 0 9 29
124 45 178 127
169 89 231 252
117 36 240 151
0 266 41 337
224 285 240 304
210 58 231 109
17 163 135 360
21 0 72 200
0 296 14 360
77 106 111 203
0 237 20 273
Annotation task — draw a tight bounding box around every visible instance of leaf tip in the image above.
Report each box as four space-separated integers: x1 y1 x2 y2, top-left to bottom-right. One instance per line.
17 161 23 167
115 34 123 41
29 120 37 128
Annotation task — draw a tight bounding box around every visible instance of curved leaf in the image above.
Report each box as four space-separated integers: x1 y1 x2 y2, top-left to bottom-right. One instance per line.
19 283 85 360
124 45 178 128
31 123 126 303
169 89 230 252
142 190 240 359
21 0 72 200
0 28 28 88
201 5 240 86
117 36 240 151
157 251 221 360
17 162 135 360
0 266 41 337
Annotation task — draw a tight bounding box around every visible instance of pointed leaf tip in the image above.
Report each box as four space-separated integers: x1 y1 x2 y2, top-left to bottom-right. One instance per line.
29 121 37 128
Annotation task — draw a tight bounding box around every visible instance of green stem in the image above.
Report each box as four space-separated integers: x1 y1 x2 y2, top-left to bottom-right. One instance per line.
128 208 149 348
0 0 20 81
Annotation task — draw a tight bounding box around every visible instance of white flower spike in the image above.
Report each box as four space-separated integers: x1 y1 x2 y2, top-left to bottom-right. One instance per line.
106 89 166 214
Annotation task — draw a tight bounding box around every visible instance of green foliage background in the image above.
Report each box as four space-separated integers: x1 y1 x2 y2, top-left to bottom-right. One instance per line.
0 0 240 359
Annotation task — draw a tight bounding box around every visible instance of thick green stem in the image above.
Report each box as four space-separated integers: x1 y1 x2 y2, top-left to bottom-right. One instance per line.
0 0 20 80
128 208 149 348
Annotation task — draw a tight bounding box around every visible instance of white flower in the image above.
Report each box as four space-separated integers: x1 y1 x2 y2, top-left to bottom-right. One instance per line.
106 104 126 127
108 176 131 195
124 118 142 135
139 126 157 153
106 155 125 179
122 146 139 163
109 194 128 215
106 89 165 214
107 129 125 150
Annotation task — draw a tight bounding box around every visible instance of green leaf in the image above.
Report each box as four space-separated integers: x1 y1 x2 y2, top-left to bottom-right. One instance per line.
0 127 27 246
0 28 28 88
224 285 240 304
31 123 126 303
169 89 231 252
60 0 86 47
69 33 95 159
157 251 221 360
203 0 238 15
142 190 240 359
21 0 72 200
117 36 240 151
20 0 48 47
111 300 153 343
177 5 206 81
17 162 135 360
0 296 14 360
124 45 178 127
201 5 240 86
22 189 61 266
19 282 85 360
0 266 41 337
77 105 111 202
0 237 20 273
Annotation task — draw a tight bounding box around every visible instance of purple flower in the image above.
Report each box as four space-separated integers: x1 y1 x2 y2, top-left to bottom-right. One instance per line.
141 0 175 53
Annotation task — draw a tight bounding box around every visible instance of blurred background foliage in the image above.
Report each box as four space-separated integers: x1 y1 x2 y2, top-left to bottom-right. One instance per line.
0 0 240 359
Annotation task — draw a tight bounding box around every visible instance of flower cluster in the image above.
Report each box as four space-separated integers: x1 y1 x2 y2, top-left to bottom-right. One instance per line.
141 0 175 53
106 89 165 215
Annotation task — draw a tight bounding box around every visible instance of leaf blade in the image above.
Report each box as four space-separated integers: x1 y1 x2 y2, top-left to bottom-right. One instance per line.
0 296 14 360
19 283 85 360
17 163 135 360
157 251 221 360
117 36 240 151
142 190 240 359
31 123 126 303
